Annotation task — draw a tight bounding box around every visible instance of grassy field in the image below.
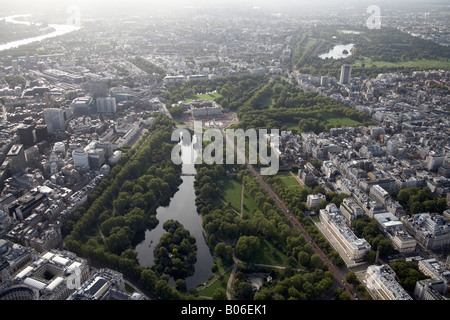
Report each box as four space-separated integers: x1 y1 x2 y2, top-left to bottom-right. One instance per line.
352 57 450 69
186 92 222 102
195 257 231 297
251 239 291 266
218 177 259 218
280 176 301 187
221 179 242 210
324 116 361 127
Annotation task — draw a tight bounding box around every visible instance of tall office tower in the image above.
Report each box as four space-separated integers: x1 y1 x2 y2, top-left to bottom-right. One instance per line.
6 144 27 174
43 108 66 133
12 60 18 75
427 153 445 172
35 124 49 143
17 124 35 148
340 64 352 85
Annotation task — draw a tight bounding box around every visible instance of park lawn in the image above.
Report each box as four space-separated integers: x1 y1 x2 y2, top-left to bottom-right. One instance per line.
280 176 301 187
251 239 291 267
290 185 312 193
219 177 259 218
325 116 361 127
186 92 223 102
221 178 243 211
196 257 231 297
353 56 450 69
285 123 301 132
242 189 258 218
261 96 274 109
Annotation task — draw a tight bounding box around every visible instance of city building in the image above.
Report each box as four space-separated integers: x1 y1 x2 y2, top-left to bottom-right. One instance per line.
96 97 117 113
72 149 90 169
365 264 413 300
70 97 94 117
189 100 222 118
426 153 445 172
163 75 186 84
369 184 390 205
67 268 142 300
17 124 35 148
319 204 371 262
339 197 364 225
414 278 447 300
340 64 352 85
43 108 66 133
401 213 450 250
6 144 27 174
7 249 90 300
306 193 326 209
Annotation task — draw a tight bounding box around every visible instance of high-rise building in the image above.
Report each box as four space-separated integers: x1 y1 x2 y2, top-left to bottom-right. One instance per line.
96 97 117 113
17 124 35 148
340 64 352 85
35 124 49 143
427 153 445 172
6 144 27 174
320 76 329 87
43 108 66 133
70 97 94 117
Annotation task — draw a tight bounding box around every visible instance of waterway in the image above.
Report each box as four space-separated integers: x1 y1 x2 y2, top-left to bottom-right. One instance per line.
135 135 214 289
0 14 80 51
318 43 355 59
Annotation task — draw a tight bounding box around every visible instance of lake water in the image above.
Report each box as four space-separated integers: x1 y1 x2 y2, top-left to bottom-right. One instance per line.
135 135 214 289
318 43 355 59
341 30 361 34
0 14 80 51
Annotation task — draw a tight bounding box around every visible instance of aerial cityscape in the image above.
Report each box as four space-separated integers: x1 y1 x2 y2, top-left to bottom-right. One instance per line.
0 0 449 310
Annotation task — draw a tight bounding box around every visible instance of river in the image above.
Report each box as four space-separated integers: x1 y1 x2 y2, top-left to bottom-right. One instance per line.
0 14 80 51
135 135 214 289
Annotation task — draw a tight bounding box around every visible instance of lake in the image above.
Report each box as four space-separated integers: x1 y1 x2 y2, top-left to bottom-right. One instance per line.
319 43 355 59
134 135 214 289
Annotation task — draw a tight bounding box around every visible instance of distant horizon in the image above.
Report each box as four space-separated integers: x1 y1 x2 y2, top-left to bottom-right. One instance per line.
1 0 449 12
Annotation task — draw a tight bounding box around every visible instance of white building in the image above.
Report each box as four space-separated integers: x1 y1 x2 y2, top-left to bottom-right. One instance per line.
163 75 186 84
319 204 371 262
339 197 364 225
365 264 413 300
369 184 390 205
306 193 326 209
11 249 90 300
72 149 89 169
189 100 222 118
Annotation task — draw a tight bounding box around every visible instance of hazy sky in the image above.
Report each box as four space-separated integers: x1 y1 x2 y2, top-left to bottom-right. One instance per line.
0 0 447 17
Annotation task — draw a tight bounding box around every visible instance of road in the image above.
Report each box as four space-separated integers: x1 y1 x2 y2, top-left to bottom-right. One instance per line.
221 128 356 300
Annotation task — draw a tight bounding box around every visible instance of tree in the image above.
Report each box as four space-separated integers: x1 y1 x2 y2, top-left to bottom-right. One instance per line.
298 251 310 267
345 271 359 287
235 236 260 261
310 253 324 269
212 288 227 300
176 279 187 292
